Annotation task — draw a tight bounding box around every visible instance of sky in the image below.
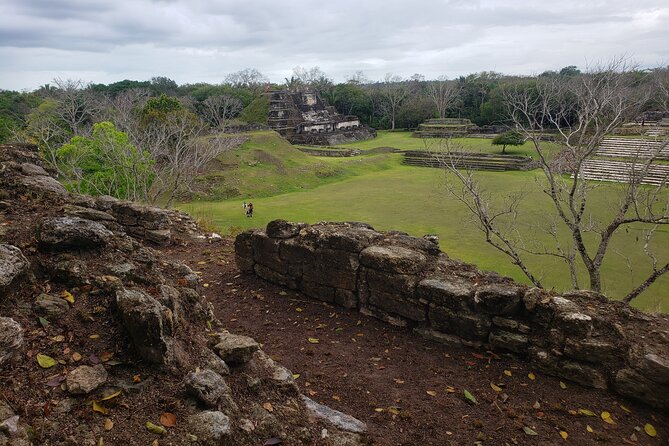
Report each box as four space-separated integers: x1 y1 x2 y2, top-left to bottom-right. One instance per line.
1 0 668 91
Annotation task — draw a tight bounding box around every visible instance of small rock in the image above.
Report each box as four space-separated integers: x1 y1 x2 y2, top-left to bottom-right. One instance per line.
211 331 259 365
184 369 237 412
33 294 70 318
66 365 108 394
187 411 231 446
20 163 48 176
301 396 367 434
0 245 30 298
0 318 23 369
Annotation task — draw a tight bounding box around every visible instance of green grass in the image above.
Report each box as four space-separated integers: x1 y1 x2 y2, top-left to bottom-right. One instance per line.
337 130 557 159
180 160 669 313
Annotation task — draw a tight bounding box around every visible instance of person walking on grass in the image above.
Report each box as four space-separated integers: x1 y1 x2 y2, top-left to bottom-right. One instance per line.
246 202 254 218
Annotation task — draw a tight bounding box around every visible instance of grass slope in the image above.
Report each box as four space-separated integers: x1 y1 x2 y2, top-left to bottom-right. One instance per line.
181 131 668 312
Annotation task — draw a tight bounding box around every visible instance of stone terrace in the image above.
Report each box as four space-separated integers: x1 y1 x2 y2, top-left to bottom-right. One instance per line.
236 220 669 410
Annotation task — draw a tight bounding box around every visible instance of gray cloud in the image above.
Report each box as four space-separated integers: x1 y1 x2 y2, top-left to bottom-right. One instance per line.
1 0 668 90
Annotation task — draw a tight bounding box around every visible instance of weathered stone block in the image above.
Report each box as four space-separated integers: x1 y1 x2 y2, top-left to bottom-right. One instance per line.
0 317 23 369
555 312 593 337
304 223 380 252
489 329 528 354
255 264 297 289
65 365 108 394
265 219 305 239
366 269 416 296
33 293 70 319
360 245 427 275
417 277 474 311
614 368 669 410
335 288 358 309
303 264 356 290
280 237 315 264
300 280 335 303
414 328 463 348
474 283 522 315
313 248 359 272
235 255 255 274
368 291 427 322
233 230 256 259
428 305 491 341
39 217 113 250
211 331 259 366
0 245 30 297
563 338 619 364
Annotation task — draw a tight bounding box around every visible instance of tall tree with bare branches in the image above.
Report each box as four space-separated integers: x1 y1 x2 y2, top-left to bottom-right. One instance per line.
443 61 669 303
427 76 461 119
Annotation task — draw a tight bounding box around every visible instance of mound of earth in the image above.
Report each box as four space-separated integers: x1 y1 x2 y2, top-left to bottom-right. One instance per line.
0 144 368 446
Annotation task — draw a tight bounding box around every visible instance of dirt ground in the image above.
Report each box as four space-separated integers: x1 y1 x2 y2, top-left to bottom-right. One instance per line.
164 236 669 446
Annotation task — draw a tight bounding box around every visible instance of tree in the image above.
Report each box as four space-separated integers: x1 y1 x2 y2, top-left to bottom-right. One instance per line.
378 74 409 130
200 94 243 129
224 68 268 92
426 76 461 119
444 61 669 303
49 78 99 136
491 130 524 154
56 121 153 200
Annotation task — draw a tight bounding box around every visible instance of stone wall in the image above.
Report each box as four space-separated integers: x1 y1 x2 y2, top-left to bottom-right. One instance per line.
236 220 669 410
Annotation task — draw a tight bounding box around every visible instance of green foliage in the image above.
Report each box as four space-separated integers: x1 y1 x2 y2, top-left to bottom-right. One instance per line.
492 130 525 153
0 90 39 143
57 121 153 199
90 79 151 96
395 96 436 129
239 95 269 124
141 94 183 125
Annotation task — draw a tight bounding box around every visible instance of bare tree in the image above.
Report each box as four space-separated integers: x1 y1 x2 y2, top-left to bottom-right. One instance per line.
224 68 268 92
443 61 669 302
201 95 243 129
50 78 99 136
427 76 462 119
378 74 409 130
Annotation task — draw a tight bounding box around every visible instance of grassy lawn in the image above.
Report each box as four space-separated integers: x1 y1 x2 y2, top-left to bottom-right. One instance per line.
180 162 669 313
337 130 557 159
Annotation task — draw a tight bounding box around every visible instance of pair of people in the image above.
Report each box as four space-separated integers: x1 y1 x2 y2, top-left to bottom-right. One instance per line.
244 201 254 218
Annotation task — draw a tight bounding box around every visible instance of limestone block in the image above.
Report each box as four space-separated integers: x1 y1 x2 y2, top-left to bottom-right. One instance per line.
300 280 336 303
0 318 23 369
360 245 427 275
211 331 259 366
20 163 48 176
144 229 171 245
368 291 427 322
187 411 231 446
184 369 237 412
334 289 358 309
366 269 416 296
303 223 380 252
62 204 116 222
301 395 367 434
489 329 529 354
17 175 67 196
614 368 669 410
115 288 173 364
474 283 523 315
39 217 113 250
255 264 298 289
0 245 29 297
563 338 619 364
417 278 474 311
279 237 315 264
428 305 491 341
302 264 356 291
233 230 256 260
555 312 593 337
265 219 305 239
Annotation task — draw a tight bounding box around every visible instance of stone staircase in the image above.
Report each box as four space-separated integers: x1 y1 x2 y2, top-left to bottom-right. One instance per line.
596 137 669 160
402 151 533 171
578 159 669 186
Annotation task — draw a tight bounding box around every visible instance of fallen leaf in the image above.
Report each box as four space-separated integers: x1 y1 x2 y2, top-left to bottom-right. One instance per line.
61 290 75 304
619 404 631 413
374 408 384 412
292 373 300 379
528 372 536 380
579 409 596 417
601 411 616 425
307 338 319 344
504 370 512 377
100 352 113 362
92 401 109 415
38 317 49 328
262 402 274 412
388 406 400 415
146 422 166 435
45 375 65 387
52 335 65 342
332 395 341 401
295 307 303 312
98 437 103 446
36 354 57 368
445 386 456 393
151 440 158 446
463 389 478 405
104 418 114 431
132 375 141 383
586 425 594 433
159 412 176 427
89 334 100 340
426 390 437 396
559 431 568 440
644 423 657 437
522 426 538 436
490 383 502 392
100 390 122 402
72 352 82 362
559 381 567 389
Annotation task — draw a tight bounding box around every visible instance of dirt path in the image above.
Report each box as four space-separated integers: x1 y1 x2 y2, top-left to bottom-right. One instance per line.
166 237 668 446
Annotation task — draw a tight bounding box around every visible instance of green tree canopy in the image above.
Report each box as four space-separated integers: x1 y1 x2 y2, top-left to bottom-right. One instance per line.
491 130 525 153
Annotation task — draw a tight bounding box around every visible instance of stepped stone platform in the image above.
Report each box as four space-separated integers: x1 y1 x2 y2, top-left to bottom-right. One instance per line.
596 137 669 160
297 146 361 157
578 159 669 186
413 118 475 138
267 90 375 145
402 150 533 171
236 220 669 410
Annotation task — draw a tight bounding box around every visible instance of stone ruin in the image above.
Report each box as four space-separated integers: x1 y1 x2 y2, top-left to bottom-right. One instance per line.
0 144 369 445
236 220 669 411
267 90 376 145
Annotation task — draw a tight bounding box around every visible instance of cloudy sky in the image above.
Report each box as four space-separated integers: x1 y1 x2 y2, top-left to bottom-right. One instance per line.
1 0 668 91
